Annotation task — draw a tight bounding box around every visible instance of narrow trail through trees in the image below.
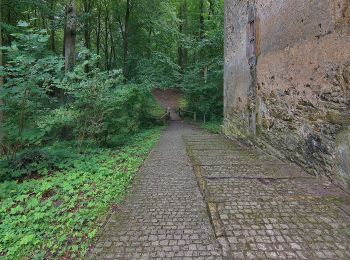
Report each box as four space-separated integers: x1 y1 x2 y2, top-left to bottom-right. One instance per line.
89 122 222 258
153 88 182 121
89 122 350 259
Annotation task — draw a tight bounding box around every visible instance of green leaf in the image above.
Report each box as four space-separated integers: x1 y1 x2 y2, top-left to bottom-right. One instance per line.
18 21 30 27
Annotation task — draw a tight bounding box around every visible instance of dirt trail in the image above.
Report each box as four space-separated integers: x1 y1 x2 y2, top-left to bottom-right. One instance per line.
152 89 182 121
152 88 182 110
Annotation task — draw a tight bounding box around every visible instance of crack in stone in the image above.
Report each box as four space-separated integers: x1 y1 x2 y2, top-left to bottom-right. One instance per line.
205 176 315 181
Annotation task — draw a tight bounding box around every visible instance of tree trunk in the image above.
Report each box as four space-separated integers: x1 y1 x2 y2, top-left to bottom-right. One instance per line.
199 0 205 41
64 0 77 72
50 1 56 53
51 27 56 52
96 2 101 56
104 4 109 70
147 26 152 58
178 0 188 75
123 0 131 79
83 0 92 49
109 21 116 69
199 0 206 80
0 0 4 147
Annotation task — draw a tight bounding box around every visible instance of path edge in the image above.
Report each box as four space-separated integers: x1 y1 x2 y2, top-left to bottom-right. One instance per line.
184 135 233 258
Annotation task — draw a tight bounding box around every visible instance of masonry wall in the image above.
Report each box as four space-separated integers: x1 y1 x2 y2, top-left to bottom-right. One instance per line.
224 0 350 190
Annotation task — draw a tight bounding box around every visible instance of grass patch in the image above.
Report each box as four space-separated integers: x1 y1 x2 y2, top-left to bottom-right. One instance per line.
0 127 163 259
201 120 222 134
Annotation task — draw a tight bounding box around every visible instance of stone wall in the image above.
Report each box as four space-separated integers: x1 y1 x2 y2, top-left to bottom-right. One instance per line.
224 0 350 190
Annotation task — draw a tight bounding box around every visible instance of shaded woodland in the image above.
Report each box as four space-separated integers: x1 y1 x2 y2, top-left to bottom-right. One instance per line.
0 0 224 258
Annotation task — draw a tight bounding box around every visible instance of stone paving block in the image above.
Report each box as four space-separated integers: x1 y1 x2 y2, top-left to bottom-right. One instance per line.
185 132 350 259
201 163 308 179
89 125 350 259
88 122 222 259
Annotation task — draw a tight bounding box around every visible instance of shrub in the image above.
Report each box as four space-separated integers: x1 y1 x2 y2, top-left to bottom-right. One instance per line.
0 24 164 182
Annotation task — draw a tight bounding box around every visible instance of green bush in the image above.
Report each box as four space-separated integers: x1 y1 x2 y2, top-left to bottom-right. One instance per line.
0 146 77 181
0 26 64 160
201 120 223 134
0 25 164 182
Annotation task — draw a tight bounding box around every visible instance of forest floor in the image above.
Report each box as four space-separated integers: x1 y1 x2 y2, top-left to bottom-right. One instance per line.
0 128 163 259
89 121 350 259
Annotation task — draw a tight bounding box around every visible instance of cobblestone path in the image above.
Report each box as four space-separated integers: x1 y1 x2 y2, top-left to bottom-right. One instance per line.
89 122 350 259
185 132 350 259
89 122 222 259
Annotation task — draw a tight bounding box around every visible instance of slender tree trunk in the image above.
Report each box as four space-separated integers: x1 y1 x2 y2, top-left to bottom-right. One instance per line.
82 0 93 72
199 0 206 81
51 27 56 52
50 1 56 53
83 0 92 49
109 21 116 68
199 0 205 40
41 13 47 29
96 2 101 56
64 0 77 72
178 0 187 75
34 8 38 27
147 26 152 58
178 4 184 72
0 0 4 147
104 4 109 70
123 0 131 79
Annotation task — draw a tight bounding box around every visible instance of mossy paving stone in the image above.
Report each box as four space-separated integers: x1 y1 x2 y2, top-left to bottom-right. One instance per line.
89 122 350 259
185 131 350 259
201 163 308 179
88 122 222 259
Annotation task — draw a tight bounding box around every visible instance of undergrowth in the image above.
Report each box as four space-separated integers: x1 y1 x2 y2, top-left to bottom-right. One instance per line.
0 127 162 259
201 120 222 134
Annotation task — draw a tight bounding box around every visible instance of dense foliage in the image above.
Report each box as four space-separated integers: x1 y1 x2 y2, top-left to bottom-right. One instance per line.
0 0 224 258
0 128 162 258
201 120 222 134
0 25 162 165
1 0 224 116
